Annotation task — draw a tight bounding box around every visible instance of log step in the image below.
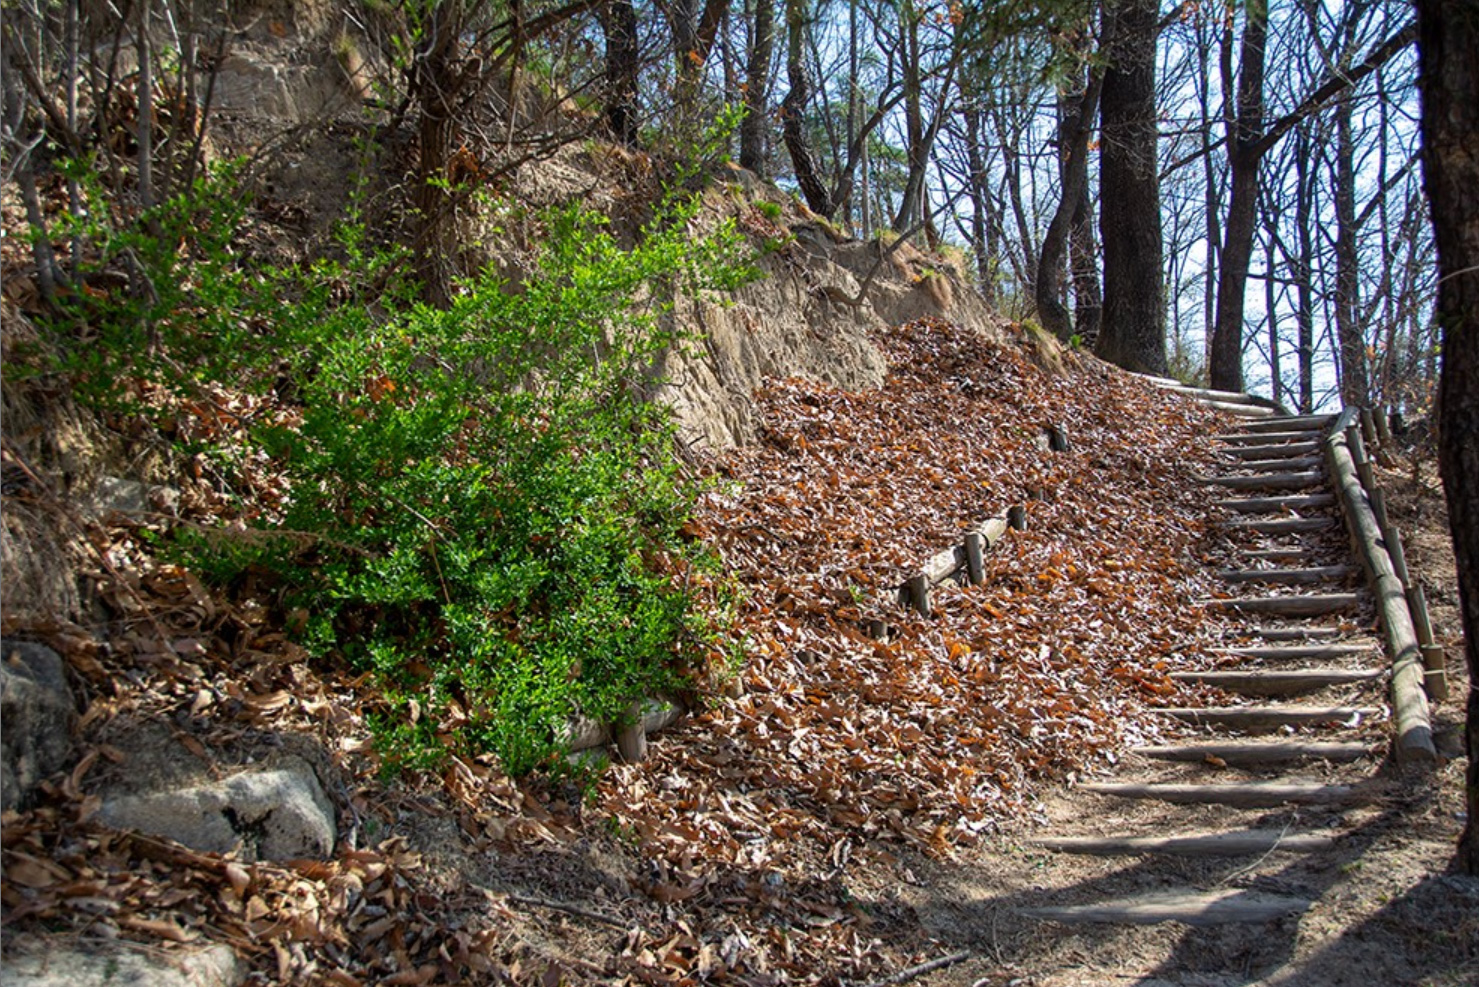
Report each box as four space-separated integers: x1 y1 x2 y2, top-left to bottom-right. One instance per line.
1156 705 1382 731
1212 644 1373 660
1217 430 1323 446
1170 668 1383 696
1214 493 1335 514
1210 400 1277 418
1081 780 1368 808
1226 441 1320 459
1241 548 1325 562
1155 383 1266 405
1218 565 1355 585
1022 889 1312 926
1207 471 1324 492
1237 414 1337 433
1031 830 1337 857
1251 626 1347 641
1135 740 1375 765
1234 456 1323 473
1218 517 1337 532
1207 593 1359 616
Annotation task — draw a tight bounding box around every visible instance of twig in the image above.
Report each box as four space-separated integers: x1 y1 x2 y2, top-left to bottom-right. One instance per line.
505 894 631 930
859 949 972 987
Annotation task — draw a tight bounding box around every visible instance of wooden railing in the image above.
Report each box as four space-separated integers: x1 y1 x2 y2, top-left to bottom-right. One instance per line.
1323 406 1442 764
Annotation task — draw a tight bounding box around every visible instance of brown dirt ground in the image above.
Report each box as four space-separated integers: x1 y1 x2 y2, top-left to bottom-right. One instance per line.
876 448 1478 987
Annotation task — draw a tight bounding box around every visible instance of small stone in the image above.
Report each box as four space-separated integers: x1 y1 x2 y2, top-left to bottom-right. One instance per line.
3 935 243 987
1 640 76 811
99 757 336 861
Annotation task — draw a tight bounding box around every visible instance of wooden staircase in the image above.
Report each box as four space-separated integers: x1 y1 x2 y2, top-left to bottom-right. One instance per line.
1019 386 1400 929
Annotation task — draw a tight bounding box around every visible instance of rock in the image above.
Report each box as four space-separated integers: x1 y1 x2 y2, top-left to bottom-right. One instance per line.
84 476 180 520
2 935 242 987
99 756 336 862
212 49 355 125
1 640 76 812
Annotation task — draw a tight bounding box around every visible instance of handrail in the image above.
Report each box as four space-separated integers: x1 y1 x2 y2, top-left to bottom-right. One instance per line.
1323 407 1436 763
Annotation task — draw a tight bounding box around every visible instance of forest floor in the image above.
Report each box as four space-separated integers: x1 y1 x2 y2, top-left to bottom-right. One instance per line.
3 318 1475 986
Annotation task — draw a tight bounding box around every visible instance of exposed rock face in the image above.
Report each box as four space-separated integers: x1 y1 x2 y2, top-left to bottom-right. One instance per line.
649 177 1005 451
1 641 76 812
2 936 243 987
98 756 336 862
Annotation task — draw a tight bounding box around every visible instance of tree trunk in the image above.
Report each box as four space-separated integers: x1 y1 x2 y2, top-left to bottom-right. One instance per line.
1209 0 1267 392
1036 61 1104 342
740 0 775 173
412 0 465 307
1264 226 1281 407
600 0 639 145
1095 0 1164 374
1415 0 1479 876
964 99 994 300
1295 125 1316 413
780 0 832 215
1334 98 1368 408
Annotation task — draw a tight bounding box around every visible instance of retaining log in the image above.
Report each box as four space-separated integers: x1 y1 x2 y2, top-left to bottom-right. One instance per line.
1324 409 1435 763
1022 890 1312 926
1207 593 1358 616
1239 414 1337 432
1216 429 1323 445
1155 705 1380 731
1081 781 1369 807
1169 668 1382 697
1217 565 1354 586
1134 741 1373 764
1032 831 1336 857
1226 441 1320 459
1211 644 1372 661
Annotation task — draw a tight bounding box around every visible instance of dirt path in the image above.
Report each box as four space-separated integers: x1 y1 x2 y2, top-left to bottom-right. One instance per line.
865 399 1477 987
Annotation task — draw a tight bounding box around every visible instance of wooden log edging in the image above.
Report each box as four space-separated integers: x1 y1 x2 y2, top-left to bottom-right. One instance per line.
561 696 686 763
1324 407 1437 763
896 514 1014 616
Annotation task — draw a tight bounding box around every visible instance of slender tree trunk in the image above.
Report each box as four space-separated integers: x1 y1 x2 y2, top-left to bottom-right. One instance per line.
412 0 464 306
136 0 155 217
780 0 832 215
1069 164 1101 343
1334 98 1368 407
1036 55 1105 342
1415 0 1479 877
892 1 929 232
600 0 639 145
1209 0 1267 392
740 0 774 172
964 99 993 298
1199 15 1222 373
1095 0 1164 373
1295 126 1316 414
1264 225 1281 406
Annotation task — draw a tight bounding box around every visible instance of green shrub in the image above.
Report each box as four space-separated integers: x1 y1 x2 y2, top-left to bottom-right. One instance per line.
30 161 755 777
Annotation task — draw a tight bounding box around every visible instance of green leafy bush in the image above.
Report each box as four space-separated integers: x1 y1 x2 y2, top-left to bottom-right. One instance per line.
31 161 754 776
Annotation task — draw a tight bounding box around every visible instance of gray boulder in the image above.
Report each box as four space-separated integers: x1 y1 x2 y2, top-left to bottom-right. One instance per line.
99 756 336 862
1 936 242 987
1 641 76 812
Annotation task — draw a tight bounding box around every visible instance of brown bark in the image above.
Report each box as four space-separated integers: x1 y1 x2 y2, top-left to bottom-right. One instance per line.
1095 0 1164 374
1415 0 1479 875
739 0 774 173
780 0 831 216
411 1 464 307
1036 61 1104 342
1335 96 1368 408
1208 0 1265 393
600 0 639 145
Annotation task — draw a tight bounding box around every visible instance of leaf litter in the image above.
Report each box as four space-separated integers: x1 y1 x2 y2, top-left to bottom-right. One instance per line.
2 318 1240 984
